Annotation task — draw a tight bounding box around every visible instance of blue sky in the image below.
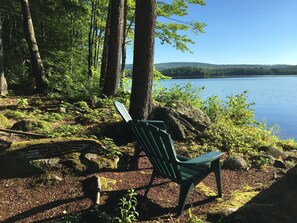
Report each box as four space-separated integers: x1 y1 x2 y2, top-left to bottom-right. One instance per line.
127 0 297 65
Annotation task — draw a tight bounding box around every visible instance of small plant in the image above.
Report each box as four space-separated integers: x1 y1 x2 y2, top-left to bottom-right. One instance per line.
102 137 122 159
48 124 86 137
187 207 205 223
74 101 91 113
115 189 139 223
17 97 29 107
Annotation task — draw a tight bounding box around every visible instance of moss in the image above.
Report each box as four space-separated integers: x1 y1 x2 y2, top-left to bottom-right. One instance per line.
62 152 86 173
4 109 26 120
0 114 10 128
100 176 117 191
195 182 217 197
207 185 260 222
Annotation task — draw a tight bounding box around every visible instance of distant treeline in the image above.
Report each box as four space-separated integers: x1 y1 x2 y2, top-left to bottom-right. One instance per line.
161 66 297 78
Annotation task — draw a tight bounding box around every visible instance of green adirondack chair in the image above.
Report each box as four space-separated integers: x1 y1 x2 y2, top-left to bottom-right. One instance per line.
114 101 166 130
129 120 223 216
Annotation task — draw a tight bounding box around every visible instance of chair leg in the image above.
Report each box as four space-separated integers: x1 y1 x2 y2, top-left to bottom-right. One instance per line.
213 159 222 197
144 171 156 197
177 183 194 216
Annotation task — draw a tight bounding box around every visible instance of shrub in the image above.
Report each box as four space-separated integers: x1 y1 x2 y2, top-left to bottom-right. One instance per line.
154 82 204 108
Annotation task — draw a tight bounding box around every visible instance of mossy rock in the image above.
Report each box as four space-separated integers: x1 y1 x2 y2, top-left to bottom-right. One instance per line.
0 138 120 178
11 119 49 132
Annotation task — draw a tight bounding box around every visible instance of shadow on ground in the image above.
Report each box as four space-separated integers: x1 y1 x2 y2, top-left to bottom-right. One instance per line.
221 165 297 223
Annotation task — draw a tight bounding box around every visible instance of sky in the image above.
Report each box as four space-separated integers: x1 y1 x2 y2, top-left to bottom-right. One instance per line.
126 0 297 65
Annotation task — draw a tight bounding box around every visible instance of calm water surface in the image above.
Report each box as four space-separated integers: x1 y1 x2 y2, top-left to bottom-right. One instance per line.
159 75 297 140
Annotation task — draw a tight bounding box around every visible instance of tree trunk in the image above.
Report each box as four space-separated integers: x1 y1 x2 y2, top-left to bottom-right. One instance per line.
88 0 95 77
99 1 112 93
20 0 47 94
102 0 124 97
129 0 156 119
120 0 127 89
0 12 8 96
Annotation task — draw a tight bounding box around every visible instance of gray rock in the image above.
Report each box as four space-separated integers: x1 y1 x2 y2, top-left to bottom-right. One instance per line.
149 102 211 140
30 158 61 171
258 145 287 159
222 156 248 170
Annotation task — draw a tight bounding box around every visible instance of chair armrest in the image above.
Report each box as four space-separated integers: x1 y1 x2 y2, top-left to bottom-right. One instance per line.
177 151 222 165
144 120 167 131
176 154 190 161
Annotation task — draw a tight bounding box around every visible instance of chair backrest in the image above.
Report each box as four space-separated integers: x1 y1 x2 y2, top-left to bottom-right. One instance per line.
129 120 181 181
114 101 132 122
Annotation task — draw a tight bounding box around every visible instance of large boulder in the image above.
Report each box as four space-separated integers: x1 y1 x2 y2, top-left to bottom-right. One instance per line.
222 156 248 170
149 101 211 140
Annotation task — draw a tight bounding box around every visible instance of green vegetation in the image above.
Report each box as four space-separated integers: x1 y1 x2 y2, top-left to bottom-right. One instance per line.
115 189 139 223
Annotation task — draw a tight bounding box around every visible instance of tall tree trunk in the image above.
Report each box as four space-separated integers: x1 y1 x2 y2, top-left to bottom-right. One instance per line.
0 12 8 96
88 0 96 77
99 1 112 93
129 0 156 119
120 0 127 89
20 0 47 94
102 0 124 97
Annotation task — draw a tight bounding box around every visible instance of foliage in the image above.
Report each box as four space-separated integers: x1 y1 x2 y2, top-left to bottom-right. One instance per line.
74 101 91 113
17 98 29 108
156 0 206 53
41 124 87 138
202 95 223 122
4 110 26 120
101 137 122 159
222 91 256 125
201 120 280 156
154 82 204 108
115 189 139 223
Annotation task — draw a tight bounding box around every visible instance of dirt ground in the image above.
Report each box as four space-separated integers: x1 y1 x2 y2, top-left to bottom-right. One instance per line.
0 152 278 223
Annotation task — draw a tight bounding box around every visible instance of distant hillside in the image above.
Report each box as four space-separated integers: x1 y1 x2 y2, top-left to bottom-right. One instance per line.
126 62 295 71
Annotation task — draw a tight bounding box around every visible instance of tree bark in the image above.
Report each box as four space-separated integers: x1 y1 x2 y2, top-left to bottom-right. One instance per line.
102 0 124 97
129 0 156 119
99 1 112 93
88 0 95 77
120 0 128 89
20 0 47 94
0 12 8 96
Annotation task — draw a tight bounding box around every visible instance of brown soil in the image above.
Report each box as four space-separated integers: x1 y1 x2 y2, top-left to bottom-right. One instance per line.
0 152 279 223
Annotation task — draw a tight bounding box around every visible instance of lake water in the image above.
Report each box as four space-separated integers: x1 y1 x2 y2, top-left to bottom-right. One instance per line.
159 75 297 140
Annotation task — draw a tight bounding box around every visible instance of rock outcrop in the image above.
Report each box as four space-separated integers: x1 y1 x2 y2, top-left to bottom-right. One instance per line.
0 138 120 178
149 101 211 140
